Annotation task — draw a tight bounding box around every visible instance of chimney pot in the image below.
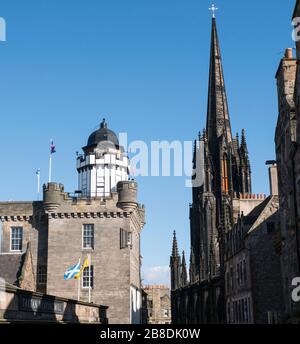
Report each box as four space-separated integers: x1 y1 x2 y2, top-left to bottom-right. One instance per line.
285 48 293 59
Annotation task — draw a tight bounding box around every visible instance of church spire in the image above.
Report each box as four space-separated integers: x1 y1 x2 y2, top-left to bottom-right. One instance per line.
181 250 188 286
206 17 233 146
170 231 181 291
240 129 248 154
239 129 252 194
171 230 179 257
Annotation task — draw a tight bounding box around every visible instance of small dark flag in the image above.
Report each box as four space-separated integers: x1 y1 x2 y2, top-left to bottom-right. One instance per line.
50 140 56 154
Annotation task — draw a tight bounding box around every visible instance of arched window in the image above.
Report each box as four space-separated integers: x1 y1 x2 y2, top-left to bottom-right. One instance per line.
221 154 229 193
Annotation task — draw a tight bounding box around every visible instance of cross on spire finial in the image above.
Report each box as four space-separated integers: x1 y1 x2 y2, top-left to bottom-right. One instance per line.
209 4 218 18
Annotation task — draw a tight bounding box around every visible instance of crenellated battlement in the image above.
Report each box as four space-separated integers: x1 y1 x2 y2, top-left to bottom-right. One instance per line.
234 193 267 200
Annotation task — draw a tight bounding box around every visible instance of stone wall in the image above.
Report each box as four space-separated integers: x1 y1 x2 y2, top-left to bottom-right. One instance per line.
246 209 284 323
275 45 300 321
0 281 108 323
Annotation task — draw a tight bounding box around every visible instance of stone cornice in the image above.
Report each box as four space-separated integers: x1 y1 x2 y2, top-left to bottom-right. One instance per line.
0 215 32 222
46 211 129 220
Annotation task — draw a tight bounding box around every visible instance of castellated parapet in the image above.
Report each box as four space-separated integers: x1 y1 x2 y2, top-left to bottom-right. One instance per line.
43 182 69 213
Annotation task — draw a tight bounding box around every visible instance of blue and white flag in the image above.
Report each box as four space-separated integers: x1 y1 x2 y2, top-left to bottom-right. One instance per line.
64 260 81 280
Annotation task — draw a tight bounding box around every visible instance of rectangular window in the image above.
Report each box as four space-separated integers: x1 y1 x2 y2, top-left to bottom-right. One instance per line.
245 298 249 323
234 301 237 323
243 259 247 284
230 267 234 289
240 262 243 286
37 266 47 285
120 228 133 249
82 265 94 288
83 224 94 249
248 297 252 322
10 227 23 251
242 299 245 323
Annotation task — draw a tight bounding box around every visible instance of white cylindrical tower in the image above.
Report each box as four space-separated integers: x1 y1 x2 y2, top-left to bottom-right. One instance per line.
76 119 129 198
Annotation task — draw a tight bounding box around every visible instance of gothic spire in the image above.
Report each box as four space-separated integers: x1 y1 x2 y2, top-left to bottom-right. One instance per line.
206 17 233 146
181 250 188 286
171 230 179 257
239 129 252 194
240 129 248 154
170 231 181 291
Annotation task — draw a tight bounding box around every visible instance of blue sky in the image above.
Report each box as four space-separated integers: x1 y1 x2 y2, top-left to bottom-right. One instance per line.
0 0 297 285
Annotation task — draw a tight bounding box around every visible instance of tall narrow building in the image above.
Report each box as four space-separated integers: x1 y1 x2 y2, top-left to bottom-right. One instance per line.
170 16 261 324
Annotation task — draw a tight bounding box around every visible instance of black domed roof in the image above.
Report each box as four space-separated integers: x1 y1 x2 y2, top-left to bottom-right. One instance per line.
86 119 119 148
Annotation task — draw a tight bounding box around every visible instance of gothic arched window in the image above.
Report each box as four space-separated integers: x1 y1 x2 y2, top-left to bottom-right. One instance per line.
221 153 229 193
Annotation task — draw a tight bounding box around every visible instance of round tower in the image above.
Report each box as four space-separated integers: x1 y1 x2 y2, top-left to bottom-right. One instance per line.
43 182 65 213
117 180 138 211
77 119 129 198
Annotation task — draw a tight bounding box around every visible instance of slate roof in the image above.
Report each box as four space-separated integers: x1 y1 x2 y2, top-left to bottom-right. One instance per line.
243 196 272 227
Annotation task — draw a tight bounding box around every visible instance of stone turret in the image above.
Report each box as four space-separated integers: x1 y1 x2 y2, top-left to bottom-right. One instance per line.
43 183 66 213
117 180 138 211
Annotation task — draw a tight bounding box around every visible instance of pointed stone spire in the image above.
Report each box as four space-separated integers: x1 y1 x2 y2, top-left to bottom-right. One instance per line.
181 250 188 286
240 129 248 154
189 248 196 284
239 129 252 194
170 231 181 291
171 230 179 257
206 17 233 146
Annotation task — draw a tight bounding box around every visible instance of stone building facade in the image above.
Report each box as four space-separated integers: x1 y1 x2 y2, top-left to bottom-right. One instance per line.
274 0 300 323
225 168 284 324
0 120 145 324
143 285 171 324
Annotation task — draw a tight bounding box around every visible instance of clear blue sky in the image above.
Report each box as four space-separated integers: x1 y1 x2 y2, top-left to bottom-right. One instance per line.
0 0 296 285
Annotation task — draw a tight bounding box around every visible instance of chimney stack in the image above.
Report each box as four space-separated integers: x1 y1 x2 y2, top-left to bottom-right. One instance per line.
266 161 278 196
285 48 293 59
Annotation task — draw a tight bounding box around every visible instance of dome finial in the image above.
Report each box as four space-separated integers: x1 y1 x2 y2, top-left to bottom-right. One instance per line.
101 118 107 129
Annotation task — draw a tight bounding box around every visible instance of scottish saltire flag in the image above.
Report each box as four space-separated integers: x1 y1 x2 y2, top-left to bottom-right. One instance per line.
64 260 81 280
50 140 56 154
74 257 89 279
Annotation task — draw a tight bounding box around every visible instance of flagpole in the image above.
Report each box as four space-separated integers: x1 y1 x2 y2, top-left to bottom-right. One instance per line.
88 253 91 303
36 169 40 200
78 275 80 301
77 257 81 301
49 138 55 183
49 155 52 183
